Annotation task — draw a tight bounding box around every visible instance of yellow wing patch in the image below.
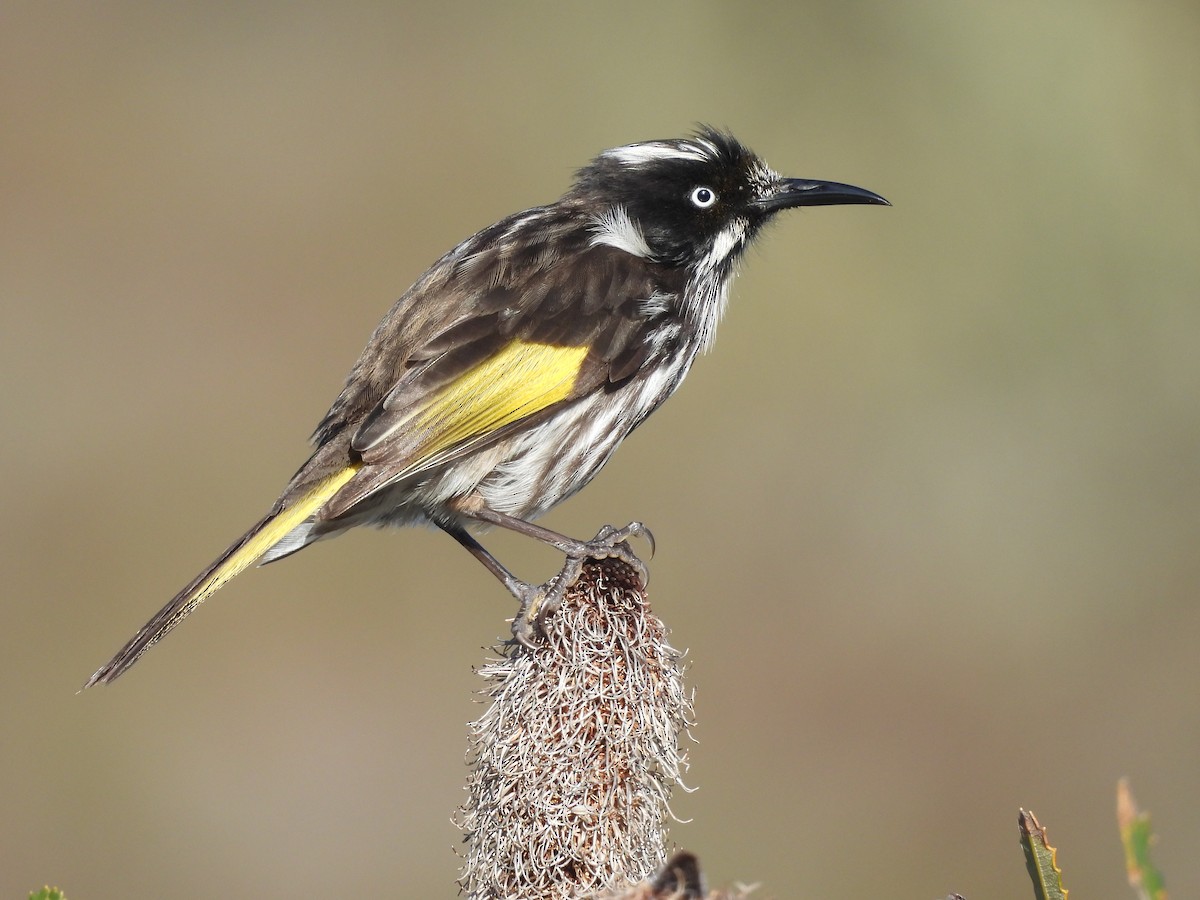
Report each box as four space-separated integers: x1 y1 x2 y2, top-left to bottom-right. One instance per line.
407 340 589 461
327 340 590 517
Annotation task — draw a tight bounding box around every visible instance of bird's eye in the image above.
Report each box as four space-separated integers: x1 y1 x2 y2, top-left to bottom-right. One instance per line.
689 186 718 209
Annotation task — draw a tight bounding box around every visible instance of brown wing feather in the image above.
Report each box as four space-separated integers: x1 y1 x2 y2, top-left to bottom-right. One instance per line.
303 208 684 521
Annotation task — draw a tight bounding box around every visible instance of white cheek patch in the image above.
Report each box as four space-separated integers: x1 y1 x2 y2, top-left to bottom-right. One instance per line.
710 218 748 265
588 206 653 259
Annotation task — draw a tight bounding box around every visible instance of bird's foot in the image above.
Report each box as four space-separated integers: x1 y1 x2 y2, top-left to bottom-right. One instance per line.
510 522 654 648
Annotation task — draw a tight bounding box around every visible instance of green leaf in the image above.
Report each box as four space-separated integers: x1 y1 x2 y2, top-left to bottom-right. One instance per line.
1118 778 1168 900
29 889 66 900
1019 808 1068 900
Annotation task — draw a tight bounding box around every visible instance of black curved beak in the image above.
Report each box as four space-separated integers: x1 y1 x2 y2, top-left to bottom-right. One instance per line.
756 178 890 211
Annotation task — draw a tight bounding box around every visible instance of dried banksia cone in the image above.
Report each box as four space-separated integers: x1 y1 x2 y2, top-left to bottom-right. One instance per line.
458 554 694 900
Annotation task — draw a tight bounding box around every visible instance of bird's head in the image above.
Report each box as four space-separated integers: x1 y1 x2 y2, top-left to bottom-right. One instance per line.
571 126 888 271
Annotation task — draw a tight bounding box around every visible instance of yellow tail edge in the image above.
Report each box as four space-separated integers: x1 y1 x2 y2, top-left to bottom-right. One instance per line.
83 463 361 688
196 464 361 602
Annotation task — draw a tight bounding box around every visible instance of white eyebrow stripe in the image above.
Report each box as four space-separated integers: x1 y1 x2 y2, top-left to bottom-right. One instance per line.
588 206 653 258
603 142 711 166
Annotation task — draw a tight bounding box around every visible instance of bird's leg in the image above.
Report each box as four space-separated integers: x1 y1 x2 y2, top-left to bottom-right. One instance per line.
440 523 531 600
444 495 653 647
439 521 555 646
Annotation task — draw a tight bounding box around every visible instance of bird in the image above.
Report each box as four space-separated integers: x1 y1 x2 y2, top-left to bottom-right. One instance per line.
84 126 888 687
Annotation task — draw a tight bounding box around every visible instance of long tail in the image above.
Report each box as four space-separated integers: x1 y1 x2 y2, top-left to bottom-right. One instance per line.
83 465 360 688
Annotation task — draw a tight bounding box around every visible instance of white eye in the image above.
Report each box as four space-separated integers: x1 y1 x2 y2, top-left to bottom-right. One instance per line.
689 186 718 209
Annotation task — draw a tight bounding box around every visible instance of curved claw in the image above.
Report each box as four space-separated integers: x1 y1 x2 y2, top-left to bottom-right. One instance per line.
507 520 656 648
509 580 555 650
511 614 540 650
510 562 583 649
592 521 655 557
630 522 655 558
533 584 566 637
509 584 539 649
574 524 649 589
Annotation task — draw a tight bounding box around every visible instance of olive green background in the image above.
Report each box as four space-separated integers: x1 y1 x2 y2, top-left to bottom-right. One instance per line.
3 2 1199 897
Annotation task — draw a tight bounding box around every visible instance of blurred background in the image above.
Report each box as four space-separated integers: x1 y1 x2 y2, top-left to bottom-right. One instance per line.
3 2 1199 897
